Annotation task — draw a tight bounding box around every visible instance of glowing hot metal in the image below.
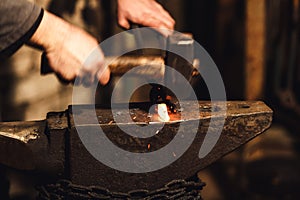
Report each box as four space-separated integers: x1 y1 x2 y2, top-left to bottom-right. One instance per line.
157 103 170 122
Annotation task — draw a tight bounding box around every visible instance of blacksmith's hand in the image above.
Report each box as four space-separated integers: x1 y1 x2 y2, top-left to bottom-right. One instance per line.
28 10 110 85
117 0 175 37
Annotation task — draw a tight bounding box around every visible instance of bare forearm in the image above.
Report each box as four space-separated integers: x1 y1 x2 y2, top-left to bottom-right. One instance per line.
28 10 69 51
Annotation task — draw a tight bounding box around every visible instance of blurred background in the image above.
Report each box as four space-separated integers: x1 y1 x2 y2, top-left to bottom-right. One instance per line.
0 0 300 199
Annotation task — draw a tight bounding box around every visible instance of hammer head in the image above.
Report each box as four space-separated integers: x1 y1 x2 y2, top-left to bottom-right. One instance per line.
164 33 197 99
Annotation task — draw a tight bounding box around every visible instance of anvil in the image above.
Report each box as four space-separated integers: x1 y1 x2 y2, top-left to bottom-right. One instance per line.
0 101 272 193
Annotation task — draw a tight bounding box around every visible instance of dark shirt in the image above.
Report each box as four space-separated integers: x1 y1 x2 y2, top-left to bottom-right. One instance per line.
0 0 43 57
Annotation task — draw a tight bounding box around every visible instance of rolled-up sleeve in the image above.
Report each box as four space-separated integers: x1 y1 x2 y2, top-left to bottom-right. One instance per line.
0 0 43 57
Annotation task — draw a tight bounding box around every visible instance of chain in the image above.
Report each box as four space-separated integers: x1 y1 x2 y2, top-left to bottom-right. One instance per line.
37 178 205 200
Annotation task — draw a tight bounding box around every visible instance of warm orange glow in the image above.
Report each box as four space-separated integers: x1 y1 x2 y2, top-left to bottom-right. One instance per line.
168 112 181 121
166 95 172 101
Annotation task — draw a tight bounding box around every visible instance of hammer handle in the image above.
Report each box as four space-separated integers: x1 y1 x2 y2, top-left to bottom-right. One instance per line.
40 53 165 77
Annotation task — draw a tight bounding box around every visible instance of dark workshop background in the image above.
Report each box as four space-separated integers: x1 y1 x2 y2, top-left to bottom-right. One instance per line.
0 0 300 199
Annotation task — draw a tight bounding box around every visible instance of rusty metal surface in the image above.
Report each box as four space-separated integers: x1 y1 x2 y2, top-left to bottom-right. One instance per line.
68 101 272 192
0 101 272 193
0 120 47 170
0 112 68 177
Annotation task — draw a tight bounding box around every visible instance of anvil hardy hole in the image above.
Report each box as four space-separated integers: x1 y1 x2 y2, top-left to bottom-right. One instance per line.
239 104 250 109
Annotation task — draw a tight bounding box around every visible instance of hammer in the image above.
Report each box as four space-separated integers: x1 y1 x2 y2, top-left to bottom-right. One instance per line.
40 32 200 84
40 32 200 108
